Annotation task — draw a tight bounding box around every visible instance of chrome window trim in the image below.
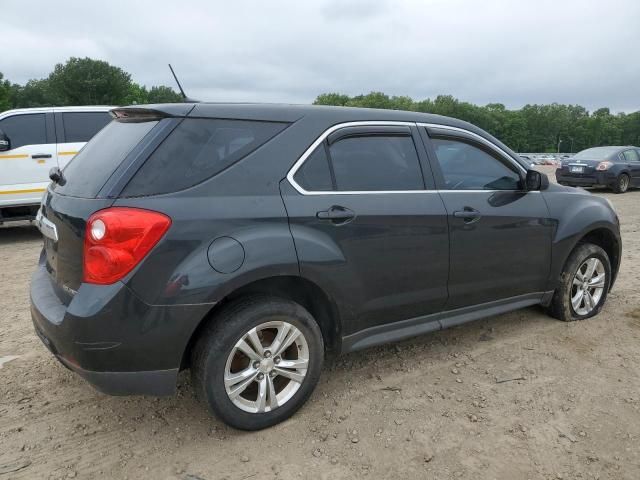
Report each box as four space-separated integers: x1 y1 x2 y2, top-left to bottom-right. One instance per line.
286 121 527 196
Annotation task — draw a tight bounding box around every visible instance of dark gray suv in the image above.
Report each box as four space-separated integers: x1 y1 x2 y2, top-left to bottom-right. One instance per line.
31 103 621 430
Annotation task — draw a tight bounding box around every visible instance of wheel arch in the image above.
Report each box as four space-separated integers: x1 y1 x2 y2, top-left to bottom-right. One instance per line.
554 226 621 292
180 275 342 370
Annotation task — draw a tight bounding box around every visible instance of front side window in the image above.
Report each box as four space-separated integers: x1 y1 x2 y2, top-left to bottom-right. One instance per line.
622 149 640 162
62 112 111 143
431 138 521 191
328 135 424 191
0 114 47 149
122 118 289 196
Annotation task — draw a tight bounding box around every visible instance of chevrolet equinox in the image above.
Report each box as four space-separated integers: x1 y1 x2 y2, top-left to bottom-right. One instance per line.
31 103 622 430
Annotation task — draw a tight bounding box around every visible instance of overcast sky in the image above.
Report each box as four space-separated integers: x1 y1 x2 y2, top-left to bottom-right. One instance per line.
5 0 640 112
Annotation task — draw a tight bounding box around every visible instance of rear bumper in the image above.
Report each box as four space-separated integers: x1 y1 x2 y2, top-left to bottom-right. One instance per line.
555 170 616 187
30 258 211 396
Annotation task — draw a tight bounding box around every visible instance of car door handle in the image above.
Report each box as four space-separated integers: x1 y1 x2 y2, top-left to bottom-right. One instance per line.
316 206 356 224
32 154 52 159
453 207 481 223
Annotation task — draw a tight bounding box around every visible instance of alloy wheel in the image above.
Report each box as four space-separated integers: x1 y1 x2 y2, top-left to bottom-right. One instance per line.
224 321 309 413
570 257 606 316
619 175 629 193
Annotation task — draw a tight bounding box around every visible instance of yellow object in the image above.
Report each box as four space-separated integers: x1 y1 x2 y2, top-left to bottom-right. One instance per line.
0 188 46 195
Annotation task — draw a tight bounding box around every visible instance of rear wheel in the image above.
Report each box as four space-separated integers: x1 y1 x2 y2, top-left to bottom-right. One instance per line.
613 173 630 194
548 243 611 321
191 295 323 430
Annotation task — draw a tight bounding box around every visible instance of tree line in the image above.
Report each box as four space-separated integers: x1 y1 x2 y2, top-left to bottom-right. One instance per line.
0 57 182 111
1 57 638 153
314 93 640 153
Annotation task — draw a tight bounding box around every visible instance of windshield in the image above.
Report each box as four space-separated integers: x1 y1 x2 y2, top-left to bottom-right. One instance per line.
54 119 159 198
573 147 620 160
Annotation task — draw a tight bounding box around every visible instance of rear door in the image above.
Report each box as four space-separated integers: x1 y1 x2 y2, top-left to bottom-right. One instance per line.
420 126 553 311
0 111 57 204
281 123 449 336
54 110 111 168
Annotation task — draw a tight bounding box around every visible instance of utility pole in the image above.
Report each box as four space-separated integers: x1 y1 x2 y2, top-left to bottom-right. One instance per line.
557 137 562 153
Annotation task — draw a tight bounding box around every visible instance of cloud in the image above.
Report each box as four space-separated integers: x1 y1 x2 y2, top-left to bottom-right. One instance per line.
4 0 639 112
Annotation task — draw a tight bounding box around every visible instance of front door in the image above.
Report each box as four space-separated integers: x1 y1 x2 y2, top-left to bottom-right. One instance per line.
281 124 449 336
421 127 553 310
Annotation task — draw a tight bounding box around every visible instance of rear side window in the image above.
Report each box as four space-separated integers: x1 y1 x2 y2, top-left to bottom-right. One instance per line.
329 135 424 191
0 113 47 149
55 119 158 198
622 149 639 162
62 112 111 143
294 145 333 191
122 118 288 196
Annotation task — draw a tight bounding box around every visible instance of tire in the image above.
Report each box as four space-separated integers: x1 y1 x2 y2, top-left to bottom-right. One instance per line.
548 243 611 322
612 173 630 194
191 295 324 430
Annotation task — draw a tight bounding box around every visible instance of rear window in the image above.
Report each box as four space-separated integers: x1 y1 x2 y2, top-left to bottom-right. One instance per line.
55 119 158 197
573 147 620 160
62 112 111 143
121 118 288 196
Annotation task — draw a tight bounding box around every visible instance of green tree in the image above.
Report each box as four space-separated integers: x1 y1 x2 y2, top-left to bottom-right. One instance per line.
146 85 183 103
47 57 133 105
0 73 11 111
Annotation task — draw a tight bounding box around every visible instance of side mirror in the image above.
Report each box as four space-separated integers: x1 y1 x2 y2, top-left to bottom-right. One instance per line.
0 130 10 152
525 169 549 191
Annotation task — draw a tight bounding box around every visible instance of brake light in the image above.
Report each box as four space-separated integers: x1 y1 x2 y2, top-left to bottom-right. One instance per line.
83 207 171 285
596 161 613 171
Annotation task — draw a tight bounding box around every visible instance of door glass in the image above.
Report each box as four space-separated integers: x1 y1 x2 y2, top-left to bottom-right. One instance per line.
328 135 424 191
0 114 47 149
431 138 521 190
622 149 639 162
294 144 333 191
62 112 111 142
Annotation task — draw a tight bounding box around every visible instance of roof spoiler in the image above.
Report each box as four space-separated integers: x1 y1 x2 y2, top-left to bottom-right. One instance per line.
110 103 196 120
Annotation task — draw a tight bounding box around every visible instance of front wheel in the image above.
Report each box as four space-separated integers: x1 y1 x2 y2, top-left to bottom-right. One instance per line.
548 243 611 322
613 173 630 194
191 295 324 430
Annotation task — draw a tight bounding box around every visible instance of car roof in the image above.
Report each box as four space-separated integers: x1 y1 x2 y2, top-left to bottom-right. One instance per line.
117 101 527 167
0 106 115 116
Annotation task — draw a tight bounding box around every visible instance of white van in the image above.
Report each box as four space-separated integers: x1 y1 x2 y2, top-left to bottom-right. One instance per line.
0 106 113 223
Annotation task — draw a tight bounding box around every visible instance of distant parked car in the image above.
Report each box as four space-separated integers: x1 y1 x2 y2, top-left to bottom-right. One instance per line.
0 106 112 223
556 146 640 193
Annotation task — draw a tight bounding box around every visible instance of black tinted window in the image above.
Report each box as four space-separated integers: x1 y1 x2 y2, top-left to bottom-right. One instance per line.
0 114 47 149
431 138 521 190
62 112 111 142
56 119 158 198
122 118 288 196
328 135 424 191
294 145 333 191
622 149 639 162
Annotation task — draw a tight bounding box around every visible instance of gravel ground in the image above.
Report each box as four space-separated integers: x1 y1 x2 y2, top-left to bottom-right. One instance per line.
1 167 639 480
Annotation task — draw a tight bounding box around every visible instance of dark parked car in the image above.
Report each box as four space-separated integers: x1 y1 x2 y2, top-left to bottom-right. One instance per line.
31 104 621 430
556 146 640 193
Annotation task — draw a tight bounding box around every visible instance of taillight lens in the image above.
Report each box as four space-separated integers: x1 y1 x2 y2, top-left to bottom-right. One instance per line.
596 161 613 171
83 207 171 285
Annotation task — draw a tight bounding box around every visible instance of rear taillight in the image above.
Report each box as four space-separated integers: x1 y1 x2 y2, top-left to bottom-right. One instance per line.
83 207 171 285
596 161 613 171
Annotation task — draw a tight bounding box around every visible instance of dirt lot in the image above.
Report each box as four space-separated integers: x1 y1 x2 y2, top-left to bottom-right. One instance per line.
1 168 639 480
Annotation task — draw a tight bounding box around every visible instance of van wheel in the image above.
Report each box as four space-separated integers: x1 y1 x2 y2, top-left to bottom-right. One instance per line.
548 243 611 322
613 173 630 193
191 295 323 430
